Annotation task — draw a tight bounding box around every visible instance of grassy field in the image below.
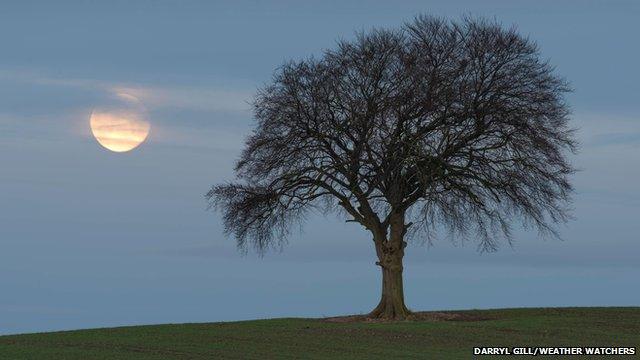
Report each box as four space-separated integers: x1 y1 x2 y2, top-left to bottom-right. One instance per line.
0 307 638 359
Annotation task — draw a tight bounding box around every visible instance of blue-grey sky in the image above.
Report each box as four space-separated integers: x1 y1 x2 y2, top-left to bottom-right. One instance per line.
1 0 638 335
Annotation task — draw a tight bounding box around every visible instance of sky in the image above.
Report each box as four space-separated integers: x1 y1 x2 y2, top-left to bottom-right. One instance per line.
1 0 639 335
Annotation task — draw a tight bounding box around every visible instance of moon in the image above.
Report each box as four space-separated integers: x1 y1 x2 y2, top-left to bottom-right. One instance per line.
89 94 151 153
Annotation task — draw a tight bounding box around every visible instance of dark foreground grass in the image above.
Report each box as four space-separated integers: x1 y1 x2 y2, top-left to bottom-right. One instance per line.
1 307 638 359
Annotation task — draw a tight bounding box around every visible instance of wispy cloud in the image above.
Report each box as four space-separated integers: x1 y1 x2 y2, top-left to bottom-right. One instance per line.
578 112 640 148
0 68 255 149
572 112 640 203
0 68 254 114
589 132 640 148
114 85 253 113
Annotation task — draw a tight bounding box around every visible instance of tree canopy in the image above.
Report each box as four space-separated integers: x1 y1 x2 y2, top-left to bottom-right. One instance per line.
208 16 575 319
209 16 575 253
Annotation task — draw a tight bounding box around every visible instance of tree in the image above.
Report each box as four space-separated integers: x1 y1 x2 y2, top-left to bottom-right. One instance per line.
207 16 576 319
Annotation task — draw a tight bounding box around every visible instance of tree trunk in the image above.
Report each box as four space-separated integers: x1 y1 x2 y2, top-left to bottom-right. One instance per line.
368 258 411 319
368 210 411 320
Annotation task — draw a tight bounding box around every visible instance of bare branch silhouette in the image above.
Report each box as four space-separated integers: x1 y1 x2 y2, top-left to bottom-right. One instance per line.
208 15 576 319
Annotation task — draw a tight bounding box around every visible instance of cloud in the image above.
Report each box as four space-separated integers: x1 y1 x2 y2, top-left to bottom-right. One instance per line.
577 112 640 148
149 122 248 151
114 85 253 114
0 68 254 115
0 68 255 149
570 112 640 206
589 133 640 148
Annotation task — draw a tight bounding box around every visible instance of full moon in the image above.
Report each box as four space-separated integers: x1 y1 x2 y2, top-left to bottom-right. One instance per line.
90 94 150 152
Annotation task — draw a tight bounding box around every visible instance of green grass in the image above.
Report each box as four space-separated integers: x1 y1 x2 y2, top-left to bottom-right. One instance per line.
1 307 638 359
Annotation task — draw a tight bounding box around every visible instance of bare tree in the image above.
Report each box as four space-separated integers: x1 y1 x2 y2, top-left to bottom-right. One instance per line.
207 16 576 319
